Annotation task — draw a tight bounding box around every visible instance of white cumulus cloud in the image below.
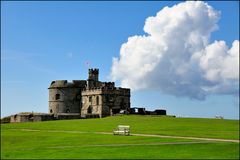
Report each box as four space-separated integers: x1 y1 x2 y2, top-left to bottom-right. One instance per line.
111 1 239 100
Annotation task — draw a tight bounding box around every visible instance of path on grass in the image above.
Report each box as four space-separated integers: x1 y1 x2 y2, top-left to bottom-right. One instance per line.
47 141 214 149
96 132 240 143
10 128 240 143
131 133 239 143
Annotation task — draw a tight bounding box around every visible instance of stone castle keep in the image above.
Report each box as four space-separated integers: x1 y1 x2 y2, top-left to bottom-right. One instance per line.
8 68 166 123
10 68 130 122
48 68 131 118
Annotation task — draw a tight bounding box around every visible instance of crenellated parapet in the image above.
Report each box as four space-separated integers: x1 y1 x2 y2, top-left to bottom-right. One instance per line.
88 68 99 75
88 68 99 81
48 68 131 118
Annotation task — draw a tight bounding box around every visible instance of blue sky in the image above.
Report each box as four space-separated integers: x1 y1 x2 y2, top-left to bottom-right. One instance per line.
1 1 239 119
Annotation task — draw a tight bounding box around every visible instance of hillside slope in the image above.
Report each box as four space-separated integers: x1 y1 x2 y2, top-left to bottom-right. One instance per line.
2 115 239 139
1 115 239 159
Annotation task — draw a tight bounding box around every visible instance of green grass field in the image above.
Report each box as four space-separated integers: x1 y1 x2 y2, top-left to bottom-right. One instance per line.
1 115 239 159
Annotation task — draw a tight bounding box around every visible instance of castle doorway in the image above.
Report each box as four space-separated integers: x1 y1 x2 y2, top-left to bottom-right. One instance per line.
88 106 92 114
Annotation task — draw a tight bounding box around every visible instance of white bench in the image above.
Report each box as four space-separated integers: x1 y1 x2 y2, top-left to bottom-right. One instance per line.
113 125 130 136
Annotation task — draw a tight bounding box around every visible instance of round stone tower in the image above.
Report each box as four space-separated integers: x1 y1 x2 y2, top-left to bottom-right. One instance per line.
48 80 86 115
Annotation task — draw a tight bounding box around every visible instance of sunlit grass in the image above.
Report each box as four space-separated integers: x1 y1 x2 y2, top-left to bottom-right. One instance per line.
1 115 239 159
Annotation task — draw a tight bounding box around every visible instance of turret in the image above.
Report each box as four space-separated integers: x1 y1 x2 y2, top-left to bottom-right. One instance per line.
88 68 99 81
87 68 99 89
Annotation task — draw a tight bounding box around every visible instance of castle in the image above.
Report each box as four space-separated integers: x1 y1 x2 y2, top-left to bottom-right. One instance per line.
48 68 131 118
8 68 167 123
9 68 131 122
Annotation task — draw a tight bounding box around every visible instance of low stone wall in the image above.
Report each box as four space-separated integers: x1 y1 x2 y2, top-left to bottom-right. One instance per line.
84 114 100 118
10 113 54 123
55 113 81 120
1 116 11 123
9 112 108 123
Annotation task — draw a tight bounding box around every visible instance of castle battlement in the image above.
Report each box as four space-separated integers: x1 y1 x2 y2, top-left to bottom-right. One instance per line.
48 68 131 118
88 68 99 74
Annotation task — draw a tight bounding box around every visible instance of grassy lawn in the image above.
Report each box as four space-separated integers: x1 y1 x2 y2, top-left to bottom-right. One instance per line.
2 115 239 139
1 115 239 159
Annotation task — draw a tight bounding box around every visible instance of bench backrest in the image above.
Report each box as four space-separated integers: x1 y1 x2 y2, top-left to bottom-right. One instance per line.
118 125 130 131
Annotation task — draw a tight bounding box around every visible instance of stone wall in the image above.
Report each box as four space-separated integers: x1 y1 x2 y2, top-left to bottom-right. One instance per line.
48 80 86 115
55 113 81 120
81 87 130 118
48 69 131 119
49 87 82 114
81 89 102 118
10 113 54 123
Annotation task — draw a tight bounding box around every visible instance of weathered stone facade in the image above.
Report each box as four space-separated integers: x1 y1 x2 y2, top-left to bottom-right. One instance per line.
81 86 130 118
48 68 130 118
48 80 86 115
9 112 82 123
10 112 53 123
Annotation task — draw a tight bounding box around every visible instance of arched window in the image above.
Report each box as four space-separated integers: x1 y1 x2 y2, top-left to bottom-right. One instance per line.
88 106 92 114
50 109 53 113
55 94 60 100
96 96 99 105
66 109 70 113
